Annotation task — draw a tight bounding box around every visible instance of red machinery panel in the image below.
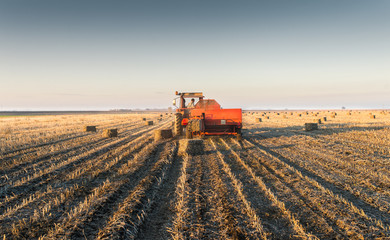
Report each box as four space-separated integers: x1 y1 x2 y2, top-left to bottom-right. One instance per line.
190 108 242 135
202 109 242 126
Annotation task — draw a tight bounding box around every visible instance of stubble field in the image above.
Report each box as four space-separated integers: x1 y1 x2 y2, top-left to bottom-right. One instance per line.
1 110 390 239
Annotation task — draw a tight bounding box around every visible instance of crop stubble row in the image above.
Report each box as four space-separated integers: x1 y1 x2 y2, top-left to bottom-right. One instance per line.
1 112 390 239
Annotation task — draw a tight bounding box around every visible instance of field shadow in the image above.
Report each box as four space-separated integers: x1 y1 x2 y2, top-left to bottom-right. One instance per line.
245 138 390 225
244 123 389 139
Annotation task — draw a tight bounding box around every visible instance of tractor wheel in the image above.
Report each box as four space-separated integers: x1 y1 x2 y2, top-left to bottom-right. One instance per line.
186 121 193 139
174 113 183 136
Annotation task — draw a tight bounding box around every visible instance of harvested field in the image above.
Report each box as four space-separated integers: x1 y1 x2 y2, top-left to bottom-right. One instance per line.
1 110 390 239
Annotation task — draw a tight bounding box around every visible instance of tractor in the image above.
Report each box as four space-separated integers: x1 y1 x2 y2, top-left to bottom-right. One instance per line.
172 91 242 139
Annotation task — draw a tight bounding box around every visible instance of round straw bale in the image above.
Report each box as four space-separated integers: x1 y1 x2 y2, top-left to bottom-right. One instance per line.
371 115 376 119
103 129 118 138
154 129 173 141
317 119 322 124
256 118 262 122
85 126 96 132
323 117 327 122
142 118 146 121
305 123 318 131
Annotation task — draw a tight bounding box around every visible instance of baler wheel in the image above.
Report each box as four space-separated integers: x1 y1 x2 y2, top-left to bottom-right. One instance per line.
174 113 183 136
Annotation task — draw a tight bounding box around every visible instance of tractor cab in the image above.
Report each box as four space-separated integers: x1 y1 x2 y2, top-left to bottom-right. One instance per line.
172 91 204 119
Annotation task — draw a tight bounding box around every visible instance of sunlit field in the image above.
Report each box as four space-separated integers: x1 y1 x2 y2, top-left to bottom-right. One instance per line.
1 110 389 239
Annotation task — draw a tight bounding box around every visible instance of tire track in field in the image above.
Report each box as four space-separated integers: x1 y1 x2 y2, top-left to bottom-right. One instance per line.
168 153 190 240
2 123 172 239
246 137 390 228
0 130 155 226
0 120 147 178
227 138 355 239
67 141 173 240
134 141 182 240
168 144 243 239
2 120 169 191
96 142 178 240
211 138 309 240
0 132 89 161
283 137 390 208
0 118 142 158
209 138 269 240
6 139 158 239
0 120 171 216
254 132 390 214
205 144 258 239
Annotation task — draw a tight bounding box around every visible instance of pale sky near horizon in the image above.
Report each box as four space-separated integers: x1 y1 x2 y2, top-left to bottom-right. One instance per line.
1 0 389 110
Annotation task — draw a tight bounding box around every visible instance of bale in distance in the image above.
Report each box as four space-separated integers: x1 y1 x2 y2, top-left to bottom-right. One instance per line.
317 119 322 124
154 129 173 141
103 129 118 138
145 121 153 126
371 115 376 119
85 126 96 132
142 118 147 121
323 117 327 122
305 123 318 131
256 118 262 122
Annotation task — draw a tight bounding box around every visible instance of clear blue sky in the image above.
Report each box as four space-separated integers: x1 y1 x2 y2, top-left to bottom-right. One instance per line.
1 0 389 110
